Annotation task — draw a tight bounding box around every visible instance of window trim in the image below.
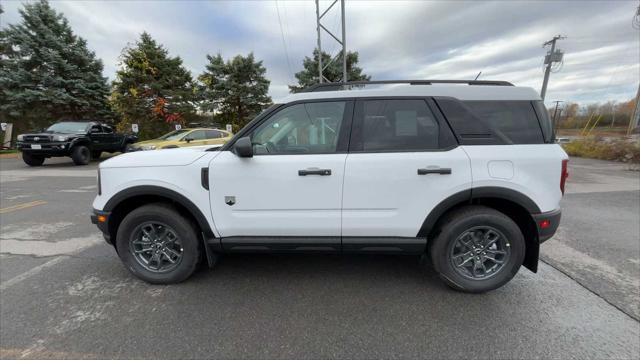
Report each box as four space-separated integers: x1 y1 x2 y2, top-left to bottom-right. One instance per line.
531 100 554 143
227 99 355 156
348 97 459 154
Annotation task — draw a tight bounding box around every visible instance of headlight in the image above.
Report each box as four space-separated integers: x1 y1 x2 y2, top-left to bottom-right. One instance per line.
54 135 68 141
17 135 24 141
141 145 156 150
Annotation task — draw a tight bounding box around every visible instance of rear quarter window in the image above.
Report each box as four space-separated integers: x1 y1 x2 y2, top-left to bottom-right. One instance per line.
463 101 545 144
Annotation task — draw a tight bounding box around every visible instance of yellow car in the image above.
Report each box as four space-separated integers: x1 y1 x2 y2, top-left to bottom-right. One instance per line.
131 128 232 151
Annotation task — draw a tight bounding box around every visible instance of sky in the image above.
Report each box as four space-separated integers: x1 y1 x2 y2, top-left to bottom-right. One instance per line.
1 0 639 105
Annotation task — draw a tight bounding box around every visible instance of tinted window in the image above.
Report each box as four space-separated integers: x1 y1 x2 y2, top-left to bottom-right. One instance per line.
435 99 498 144
101 125 113 133
187 130 206 140
464 101 544 144
353 99 452 152
252 101 346 154
205 130 223 139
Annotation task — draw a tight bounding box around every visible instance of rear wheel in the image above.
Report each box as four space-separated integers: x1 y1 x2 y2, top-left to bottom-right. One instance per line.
116 203 201 284
429 205 525 293
71 145 90 165
22 152 45 166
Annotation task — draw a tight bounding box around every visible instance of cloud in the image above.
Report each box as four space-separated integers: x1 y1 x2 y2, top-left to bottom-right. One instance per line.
1 0 638 104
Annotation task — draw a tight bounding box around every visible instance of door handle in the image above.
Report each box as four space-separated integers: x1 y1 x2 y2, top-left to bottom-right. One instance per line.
298 168 332 176
417 167 452 175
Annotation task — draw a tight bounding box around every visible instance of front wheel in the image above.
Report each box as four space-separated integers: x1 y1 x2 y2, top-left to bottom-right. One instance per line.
22 152 45 166
429 205 525 293
71 145 90 165
115 203 202 284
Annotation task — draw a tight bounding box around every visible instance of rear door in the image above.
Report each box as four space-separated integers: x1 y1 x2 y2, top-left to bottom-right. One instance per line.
209 100 353 248
341 98 472 246
100 125 121 150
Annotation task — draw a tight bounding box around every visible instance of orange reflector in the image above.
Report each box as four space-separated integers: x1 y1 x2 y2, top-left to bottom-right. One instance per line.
539 219 550 229
97 215 107 223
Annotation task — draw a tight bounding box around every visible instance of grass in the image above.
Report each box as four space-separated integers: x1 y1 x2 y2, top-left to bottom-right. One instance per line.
562 137 640 164
0 149 18 154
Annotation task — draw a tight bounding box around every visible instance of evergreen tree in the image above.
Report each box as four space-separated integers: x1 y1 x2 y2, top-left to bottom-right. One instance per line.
198 53 272 131
111 32 196 139
0 0 114 134
288 49 370 93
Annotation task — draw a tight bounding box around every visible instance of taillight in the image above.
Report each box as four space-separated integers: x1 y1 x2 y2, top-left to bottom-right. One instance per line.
560 159 569 194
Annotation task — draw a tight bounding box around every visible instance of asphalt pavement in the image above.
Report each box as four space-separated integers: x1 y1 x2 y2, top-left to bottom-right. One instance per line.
0 154 639 359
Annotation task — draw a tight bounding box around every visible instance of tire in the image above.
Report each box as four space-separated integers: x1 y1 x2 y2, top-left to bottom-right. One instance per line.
71 145 90 165
429 205 525 293
22 152 45 166
116 203 201 284
91 151 102 160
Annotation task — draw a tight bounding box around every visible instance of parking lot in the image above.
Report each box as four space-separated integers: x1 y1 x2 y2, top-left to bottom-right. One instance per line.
1 155 639 359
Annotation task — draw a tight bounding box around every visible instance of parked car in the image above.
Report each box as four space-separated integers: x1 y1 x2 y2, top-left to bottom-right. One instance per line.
16 121 137 166
129 128 232 151
91 80 568 293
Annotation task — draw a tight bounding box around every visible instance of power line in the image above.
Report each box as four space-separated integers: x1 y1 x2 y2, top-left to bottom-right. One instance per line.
275 0 293 81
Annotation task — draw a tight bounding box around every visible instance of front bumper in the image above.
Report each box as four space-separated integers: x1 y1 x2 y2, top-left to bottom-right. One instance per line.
17 142 71 155
532 208 562 243
91 209 112 244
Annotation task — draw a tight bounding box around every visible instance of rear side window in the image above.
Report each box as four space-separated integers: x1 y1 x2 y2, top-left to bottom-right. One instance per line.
463 101 544 144
205 130 223 139
351 99 456 152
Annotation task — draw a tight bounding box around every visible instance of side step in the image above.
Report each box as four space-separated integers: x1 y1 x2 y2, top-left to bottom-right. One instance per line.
205 236 427 259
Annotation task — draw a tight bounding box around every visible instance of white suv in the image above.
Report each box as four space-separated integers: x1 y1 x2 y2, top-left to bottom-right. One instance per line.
91 80 568 292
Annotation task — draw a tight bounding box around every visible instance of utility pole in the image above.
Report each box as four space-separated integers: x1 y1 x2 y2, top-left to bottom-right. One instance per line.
628 84 640 135
551 100 563 133
315 0 347 84
540 35 565 100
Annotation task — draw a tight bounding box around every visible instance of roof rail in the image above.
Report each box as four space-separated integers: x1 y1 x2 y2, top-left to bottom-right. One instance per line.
302 80 514 92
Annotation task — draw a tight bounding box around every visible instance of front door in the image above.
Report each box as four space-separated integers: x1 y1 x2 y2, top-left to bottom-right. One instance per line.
210 100 353 250
341 98 472 245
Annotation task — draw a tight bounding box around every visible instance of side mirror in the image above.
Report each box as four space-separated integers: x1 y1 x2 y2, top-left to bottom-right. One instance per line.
184 137 193 143
234 136 253 158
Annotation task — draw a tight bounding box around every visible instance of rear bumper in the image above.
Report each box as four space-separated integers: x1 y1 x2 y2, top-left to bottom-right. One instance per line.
532 208 562 243
91 209 112 244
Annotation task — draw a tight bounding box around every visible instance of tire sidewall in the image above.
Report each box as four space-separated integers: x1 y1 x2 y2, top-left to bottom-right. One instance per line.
71 145 91 165
116 205 200 284
431 210 525 293
22 152 44 166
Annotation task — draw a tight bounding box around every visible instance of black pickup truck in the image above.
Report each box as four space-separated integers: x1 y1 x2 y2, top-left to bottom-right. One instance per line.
16 121 137 166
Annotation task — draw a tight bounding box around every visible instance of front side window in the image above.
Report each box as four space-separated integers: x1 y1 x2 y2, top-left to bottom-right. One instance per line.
251 101 346 154
353 99 451 152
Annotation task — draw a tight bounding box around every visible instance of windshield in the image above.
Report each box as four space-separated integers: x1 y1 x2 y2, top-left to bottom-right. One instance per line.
158 130 189 141
46 122 90 134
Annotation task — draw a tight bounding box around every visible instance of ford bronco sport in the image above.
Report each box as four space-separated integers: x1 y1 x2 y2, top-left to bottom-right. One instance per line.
91 80 568 292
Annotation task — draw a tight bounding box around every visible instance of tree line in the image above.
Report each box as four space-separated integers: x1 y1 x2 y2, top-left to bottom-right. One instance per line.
0 1 369 139
549 99 636 130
